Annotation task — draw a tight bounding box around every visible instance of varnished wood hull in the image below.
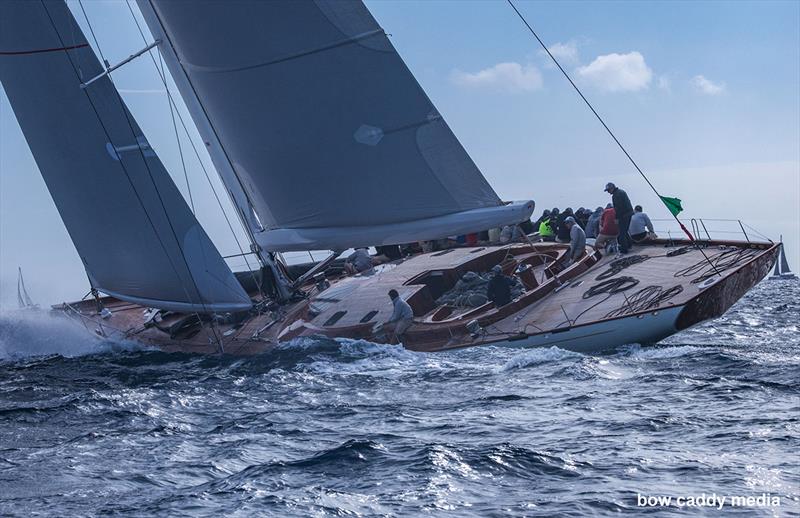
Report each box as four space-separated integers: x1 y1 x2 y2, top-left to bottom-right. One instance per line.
50 239 780 355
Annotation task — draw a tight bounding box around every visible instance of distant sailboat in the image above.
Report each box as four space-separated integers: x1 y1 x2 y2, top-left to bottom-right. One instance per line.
770 237 796 280
16 267 39 310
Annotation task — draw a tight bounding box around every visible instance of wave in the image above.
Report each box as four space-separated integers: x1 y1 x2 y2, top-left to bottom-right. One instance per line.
0 310 144 361
615 344 701 360
501 346 583 371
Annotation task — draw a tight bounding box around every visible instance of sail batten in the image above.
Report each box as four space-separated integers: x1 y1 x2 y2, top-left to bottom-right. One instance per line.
0 0 251 313
137 0 532 251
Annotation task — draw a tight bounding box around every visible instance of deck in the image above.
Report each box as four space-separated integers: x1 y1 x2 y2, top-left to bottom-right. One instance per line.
52 239 779 355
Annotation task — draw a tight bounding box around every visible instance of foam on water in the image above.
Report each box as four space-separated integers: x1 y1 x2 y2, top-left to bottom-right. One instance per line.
0 310 144 360
500 346 583 371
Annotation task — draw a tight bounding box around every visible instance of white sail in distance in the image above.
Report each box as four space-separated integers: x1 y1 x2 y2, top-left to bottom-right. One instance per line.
137 0 534 252
0 0 252 313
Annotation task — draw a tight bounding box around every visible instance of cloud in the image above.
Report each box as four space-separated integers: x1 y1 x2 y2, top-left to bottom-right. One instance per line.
542 41 579 65
691 75 725 95
657 75 671 92
450 62 543 93
575 52 652 92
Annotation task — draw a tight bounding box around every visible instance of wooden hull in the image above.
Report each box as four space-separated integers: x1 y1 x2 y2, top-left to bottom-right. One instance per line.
51 239 780 355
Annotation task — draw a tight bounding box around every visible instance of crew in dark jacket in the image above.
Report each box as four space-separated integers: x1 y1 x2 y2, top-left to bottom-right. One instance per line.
487 265 514 307
605 182 634 254
555 208 573 243
576 207 590 229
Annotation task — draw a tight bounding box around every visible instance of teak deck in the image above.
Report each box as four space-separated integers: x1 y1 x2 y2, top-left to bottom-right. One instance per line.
53 239 779 355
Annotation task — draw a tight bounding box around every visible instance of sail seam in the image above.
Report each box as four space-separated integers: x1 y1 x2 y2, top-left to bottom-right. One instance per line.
182 28 385 74
0 42 88 55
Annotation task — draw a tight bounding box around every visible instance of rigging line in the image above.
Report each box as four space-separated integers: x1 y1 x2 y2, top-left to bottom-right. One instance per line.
143 1 269 263
77 0 106 64
44 3 223 347
159 50 194 213
123 0 262 290
506 0 722 277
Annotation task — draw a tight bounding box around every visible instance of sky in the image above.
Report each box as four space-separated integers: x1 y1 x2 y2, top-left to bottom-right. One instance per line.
1 0 798 308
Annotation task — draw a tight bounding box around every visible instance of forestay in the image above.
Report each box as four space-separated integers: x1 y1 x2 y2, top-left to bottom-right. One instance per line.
137 0 533 252
0 0 251 313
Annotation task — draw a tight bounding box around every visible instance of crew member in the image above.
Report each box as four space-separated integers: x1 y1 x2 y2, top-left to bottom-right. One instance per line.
564 216 586 266
555 208 573 243
594 204 619 253
385 289 413 342
344 247 374 274
585 206 603 239
605 182 634 254
538 212 555 241
486 265 514 307
630 205 656 243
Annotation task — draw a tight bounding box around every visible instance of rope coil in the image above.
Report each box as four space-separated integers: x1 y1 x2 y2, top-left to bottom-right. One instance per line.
604 285 684 318
595 255 650 281
582 276 640 299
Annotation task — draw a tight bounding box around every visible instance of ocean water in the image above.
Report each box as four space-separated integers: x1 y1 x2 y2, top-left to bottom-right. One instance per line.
1 280 798 517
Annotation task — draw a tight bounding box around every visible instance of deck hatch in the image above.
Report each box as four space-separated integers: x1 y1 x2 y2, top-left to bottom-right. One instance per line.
323 311 347 326
360 310 379 323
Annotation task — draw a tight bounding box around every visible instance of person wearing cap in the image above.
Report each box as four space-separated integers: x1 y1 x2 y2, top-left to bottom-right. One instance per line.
486 265 514 307
564 216 586 266
604 182 634 254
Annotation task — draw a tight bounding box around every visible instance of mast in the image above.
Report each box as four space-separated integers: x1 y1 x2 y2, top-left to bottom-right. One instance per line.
134 0 293 301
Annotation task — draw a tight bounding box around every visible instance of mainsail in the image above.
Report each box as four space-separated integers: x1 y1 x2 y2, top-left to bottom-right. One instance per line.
136 0 533 252
0 0 251 313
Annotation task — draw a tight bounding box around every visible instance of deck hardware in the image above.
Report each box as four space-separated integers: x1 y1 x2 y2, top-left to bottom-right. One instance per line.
466 319 483 338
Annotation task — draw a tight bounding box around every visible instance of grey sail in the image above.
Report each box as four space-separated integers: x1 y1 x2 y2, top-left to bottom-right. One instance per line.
0 0 251 313
779 244 791 274
137 0 533 252
773 254 781 276
17 268 35 309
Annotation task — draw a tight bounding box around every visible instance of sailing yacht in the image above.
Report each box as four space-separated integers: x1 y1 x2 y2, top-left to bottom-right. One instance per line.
16 268 39 310
770 237 796 280
0 0 781 354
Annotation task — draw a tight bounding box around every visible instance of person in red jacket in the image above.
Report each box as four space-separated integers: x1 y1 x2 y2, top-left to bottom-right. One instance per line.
594 204 619 253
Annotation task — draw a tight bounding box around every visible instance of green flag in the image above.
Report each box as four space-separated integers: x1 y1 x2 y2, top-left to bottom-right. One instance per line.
660 195 683 217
